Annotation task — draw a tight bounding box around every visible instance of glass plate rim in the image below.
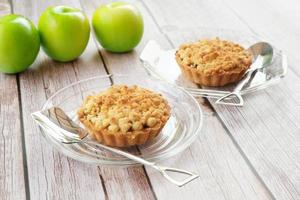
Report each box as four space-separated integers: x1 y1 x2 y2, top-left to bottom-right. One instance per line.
39 74 204 166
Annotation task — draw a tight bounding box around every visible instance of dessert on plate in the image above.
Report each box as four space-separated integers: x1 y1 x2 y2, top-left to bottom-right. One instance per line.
77 85 170 147
175 38 252 86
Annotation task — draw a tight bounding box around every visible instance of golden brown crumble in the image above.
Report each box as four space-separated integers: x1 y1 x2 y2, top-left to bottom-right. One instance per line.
175 38 252 76
78 85 170 134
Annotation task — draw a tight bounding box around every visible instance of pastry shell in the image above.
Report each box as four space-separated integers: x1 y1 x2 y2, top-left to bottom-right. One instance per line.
176 54 248 86
175 38 252 87
79 114 170 147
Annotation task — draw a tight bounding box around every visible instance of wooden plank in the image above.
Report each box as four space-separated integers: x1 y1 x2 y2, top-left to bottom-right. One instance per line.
0 76 26 200
0 1 27 199
142 0 300 199
12 0 108 199
214 1 300 199
146 98 273 200
0 0 10 15
82 0 273 199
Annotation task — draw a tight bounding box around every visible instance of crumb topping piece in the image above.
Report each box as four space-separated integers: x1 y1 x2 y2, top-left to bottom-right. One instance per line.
78 85 170 134
176 38 252 75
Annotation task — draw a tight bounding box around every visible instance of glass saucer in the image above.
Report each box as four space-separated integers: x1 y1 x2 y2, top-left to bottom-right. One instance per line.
140 27 287 98
39 75 203 166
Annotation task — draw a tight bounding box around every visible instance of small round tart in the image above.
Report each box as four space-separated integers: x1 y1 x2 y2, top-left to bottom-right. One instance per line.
77 85 171 147
175 38 252 86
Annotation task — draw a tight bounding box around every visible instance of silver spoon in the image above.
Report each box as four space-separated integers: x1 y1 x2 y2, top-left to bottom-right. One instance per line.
31 107 199 187
216 42 273 106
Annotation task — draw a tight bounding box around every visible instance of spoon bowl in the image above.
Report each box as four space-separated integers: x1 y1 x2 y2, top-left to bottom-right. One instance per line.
248 42 273 69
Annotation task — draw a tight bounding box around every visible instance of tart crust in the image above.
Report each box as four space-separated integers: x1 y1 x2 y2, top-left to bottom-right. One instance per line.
77 85 170 147
175 38 252 86
79 119 167 147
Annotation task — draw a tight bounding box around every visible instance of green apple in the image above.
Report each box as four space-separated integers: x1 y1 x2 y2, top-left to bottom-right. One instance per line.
92 2 144 53
0 14 40 74
38 6 90 62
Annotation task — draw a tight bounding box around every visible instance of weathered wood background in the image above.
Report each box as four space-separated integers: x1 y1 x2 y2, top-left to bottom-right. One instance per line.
0 0 299 199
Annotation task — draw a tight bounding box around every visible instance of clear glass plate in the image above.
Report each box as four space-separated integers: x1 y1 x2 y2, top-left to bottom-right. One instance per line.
140 27 288 98
39 75 203 166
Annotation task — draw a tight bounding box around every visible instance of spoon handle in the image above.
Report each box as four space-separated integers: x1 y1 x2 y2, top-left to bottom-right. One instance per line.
86 140 154 165
86 140 199 187
32 107 199 187
234 68 258 93
215 68 259 106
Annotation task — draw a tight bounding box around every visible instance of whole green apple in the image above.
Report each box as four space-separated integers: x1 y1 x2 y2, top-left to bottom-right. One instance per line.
0 14 40 74
38 6 90 62
92 2 144 53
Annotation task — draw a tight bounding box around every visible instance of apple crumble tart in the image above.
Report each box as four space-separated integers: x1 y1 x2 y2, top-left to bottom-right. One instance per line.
175 38 252 86
77 85 170 147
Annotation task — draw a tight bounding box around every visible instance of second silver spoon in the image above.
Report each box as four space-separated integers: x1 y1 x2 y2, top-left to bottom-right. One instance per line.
216 42 273 106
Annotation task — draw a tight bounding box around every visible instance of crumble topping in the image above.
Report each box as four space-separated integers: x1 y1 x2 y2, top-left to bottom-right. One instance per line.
78 85 170 134
176 38 252 75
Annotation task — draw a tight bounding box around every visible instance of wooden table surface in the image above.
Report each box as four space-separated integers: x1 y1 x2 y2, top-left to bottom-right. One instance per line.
1 0 300 199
